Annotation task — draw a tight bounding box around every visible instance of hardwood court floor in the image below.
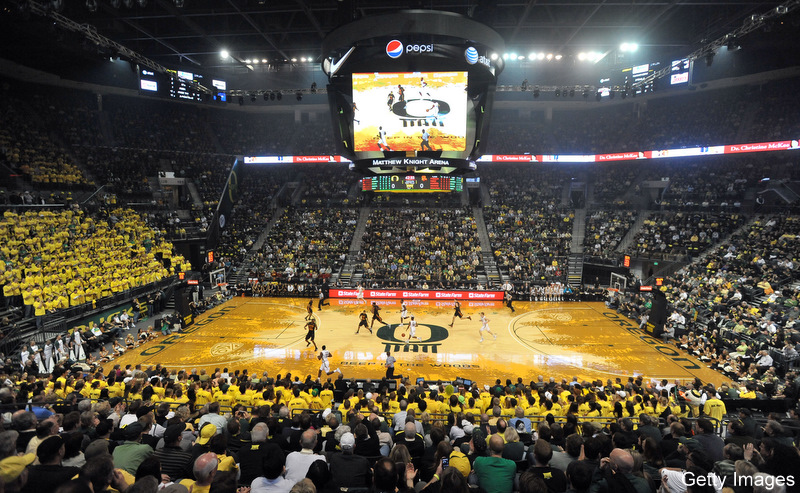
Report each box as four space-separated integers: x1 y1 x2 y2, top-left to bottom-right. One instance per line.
113 297 726 386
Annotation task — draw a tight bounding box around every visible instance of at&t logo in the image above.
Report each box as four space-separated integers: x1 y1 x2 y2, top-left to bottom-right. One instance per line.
465 46 492 68
386 40 404 58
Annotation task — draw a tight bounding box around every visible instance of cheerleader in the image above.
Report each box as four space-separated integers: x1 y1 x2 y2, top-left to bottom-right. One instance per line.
113 339 126 357
20 346 30 371
55 334 69 363
43 340 55 373
34 350 47 375
71 329 87 361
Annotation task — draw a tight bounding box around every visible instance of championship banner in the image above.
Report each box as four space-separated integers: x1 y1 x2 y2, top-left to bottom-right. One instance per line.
329 288 504 300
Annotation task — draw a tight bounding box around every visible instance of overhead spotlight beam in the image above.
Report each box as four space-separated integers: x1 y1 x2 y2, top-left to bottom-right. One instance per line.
152 0 251 71
226 0 291 61
292 0 325 39
632 0 800 91
19 0 211 92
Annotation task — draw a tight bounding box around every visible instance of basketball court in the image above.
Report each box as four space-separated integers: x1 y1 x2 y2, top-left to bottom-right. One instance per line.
112 297 726 386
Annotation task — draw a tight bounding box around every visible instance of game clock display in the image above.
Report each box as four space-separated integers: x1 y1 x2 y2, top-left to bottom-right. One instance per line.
361 175 463 192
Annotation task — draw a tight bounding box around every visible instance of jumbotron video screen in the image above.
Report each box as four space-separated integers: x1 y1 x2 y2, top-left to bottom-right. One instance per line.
352 71 468 153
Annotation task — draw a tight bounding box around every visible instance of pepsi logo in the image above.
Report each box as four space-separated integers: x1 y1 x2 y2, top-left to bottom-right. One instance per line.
465 47 479 65
386 40 404 59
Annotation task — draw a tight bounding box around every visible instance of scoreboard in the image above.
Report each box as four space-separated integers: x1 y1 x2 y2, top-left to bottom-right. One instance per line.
361 175 463 192
139 68 226 103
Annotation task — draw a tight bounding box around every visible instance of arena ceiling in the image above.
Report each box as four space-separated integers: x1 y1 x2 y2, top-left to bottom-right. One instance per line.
2 0 794 75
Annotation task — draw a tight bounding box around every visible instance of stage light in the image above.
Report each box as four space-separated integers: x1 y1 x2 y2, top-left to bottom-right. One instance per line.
262 59 267 63
51 0 64 11
276 92 282 101
620 42 638 52
528 53 536 60
123 0 134 7
245 59 251 64
554 88 561 97
490 53 498 60
263 93 268 101
110 0 121 7
250 93 256 102
174 0 184 6
238 96 244 106
252 59 259 64
555 54 562 60
776 5 788 14
138 0 147 6
583 88 589 98
726 36 739 51
533 86 539 98
705 52 715 66
546 53 553 60
86 0 97 11
269 92 275 101
296 92 303 101
537 53 545 60
301 57 307 62
578 52 586 61
503 53 509 60
569 88 575 97
509 53 517 60
220 50 229 59
291 57 298 62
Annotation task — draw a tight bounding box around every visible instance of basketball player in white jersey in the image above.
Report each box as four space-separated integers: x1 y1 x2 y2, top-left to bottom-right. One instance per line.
399 299 409 325
405 315 423 345
478 312 497 342
317 345 342 378
356 284 365 304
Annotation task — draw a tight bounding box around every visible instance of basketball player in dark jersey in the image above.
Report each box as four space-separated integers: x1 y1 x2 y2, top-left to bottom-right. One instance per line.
356 310 371 334
304 319 318 350
449 300 471 328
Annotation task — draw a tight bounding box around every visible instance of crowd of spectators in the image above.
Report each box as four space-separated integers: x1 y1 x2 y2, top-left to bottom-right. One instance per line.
71 147 160 197
249 207 359 284
631 211 745 259
298 164 352 207
0 83 90 187
584 210 638 259
0 359 797 493
726 77 800 147
27 87 105 149
359 208 483 284
211 110 298 156
481 166 572 284
0 206 189 320
614 214 800 397
639 157 763 211
105 96 216 154
591 162 640 207
214 167 292 264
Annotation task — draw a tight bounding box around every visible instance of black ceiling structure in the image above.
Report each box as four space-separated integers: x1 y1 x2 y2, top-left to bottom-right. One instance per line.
2 0 796 78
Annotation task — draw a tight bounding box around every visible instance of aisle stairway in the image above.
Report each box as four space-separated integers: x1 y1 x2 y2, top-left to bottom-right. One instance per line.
336 206 371 286
473 207 500 284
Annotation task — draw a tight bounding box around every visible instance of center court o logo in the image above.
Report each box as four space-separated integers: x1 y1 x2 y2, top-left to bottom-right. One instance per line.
377 323 449 353
386 40 404 58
